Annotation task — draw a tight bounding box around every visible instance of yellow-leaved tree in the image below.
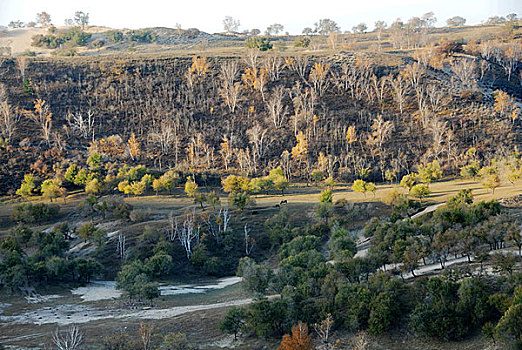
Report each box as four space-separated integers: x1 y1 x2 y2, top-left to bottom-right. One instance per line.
189 56 210 77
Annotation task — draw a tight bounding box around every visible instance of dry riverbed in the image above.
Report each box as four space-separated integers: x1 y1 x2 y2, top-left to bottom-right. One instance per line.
0 277 247 348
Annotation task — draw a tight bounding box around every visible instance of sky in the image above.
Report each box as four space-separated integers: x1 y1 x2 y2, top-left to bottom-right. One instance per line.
0 0 520 34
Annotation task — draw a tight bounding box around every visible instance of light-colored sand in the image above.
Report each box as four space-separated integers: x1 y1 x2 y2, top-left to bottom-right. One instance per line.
0 26 112 56
0 27 49 55
71 281 122 302
1 277 246 326
0 297 255 326
159 277 242 296
24 294 62 304
70 277 242 302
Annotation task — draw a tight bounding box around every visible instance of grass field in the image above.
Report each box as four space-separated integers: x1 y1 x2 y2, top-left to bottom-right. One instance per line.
1 175 520 237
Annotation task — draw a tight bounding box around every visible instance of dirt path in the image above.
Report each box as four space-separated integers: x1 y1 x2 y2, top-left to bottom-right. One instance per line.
410 203 445 219
0 297 256 327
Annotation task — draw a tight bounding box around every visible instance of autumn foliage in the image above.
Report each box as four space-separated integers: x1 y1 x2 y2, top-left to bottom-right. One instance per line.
278 322 312 350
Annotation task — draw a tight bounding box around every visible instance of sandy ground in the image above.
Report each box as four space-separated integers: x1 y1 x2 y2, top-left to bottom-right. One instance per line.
159 277 242 296
0 28 48 55
0 297 255 326
0 26 112 56
0 277 244 327
70 281 122 302
69 277 241 301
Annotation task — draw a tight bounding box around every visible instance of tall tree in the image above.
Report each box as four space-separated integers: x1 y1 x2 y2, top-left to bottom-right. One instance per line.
314 19 340 35
36 12 52 27
446 16 466 26
266 23 284 36
223 16 240 33
73 11 89 28
374 20 387 41
24 99 53 146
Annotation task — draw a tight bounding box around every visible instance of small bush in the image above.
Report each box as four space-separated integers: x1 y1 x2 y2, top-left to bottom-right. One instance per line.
112 202 132 219
12 203 59 223
31 27 91 49
53 48 77 56
435 40 463 57
106 30 124 42
125 30 157 43
245 36 272 51
129 209 152 223
294 37 311 48
92 39 105 48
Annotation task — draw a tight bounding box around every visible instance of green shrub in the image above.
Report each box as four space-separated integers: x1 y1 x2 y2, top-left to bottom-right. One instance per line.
92 39 105 48
294 37 311 48
22 78 34 95
53 48 77 56
61 26 91 46
245 36 272 51
106 30 125 42
12 203 59 224
31 34 64 48
280 235 321 259
125 30 157 43
31 26 91 49
16 174 36 197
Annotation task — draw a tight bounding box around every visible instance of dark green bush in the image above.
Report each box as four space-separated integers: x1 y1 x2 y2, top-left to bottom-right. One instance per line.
31 27 91 49
125 30 157 43
12 203 59 224
106 30 124 42
245 36 272 51
92 39 105 48
294 36 311 47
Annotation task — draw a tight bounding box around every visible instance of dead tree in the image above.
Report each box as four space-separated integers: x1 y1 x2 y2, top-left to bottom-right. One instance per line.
450 58 478 90
243 48 259 69
428 118 448 161
220 82 242 113
175 210 199 258
24 99 53 146
266 85 287 128
291 82 316 136
0 99 20 143
390 75 407 114
16 56 28 81
263 53 282 81
219 207 231 232
426 84 443 113
66 110 95 141
314 314 335 350
236 147 255 175
289 55 309 83
52 325 83 350
203 207 231 245
403 62 425 89
219 60 239 87
166 211 177 241
247 123 269 162
149 120 175 155
117 232 127 261
244 224 255 256
367 115 394 180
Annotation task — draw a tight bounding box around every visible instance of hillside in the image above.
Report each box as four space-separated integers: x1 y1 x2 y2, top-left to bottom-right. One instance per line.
0 19 522 350
0 26 521 193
